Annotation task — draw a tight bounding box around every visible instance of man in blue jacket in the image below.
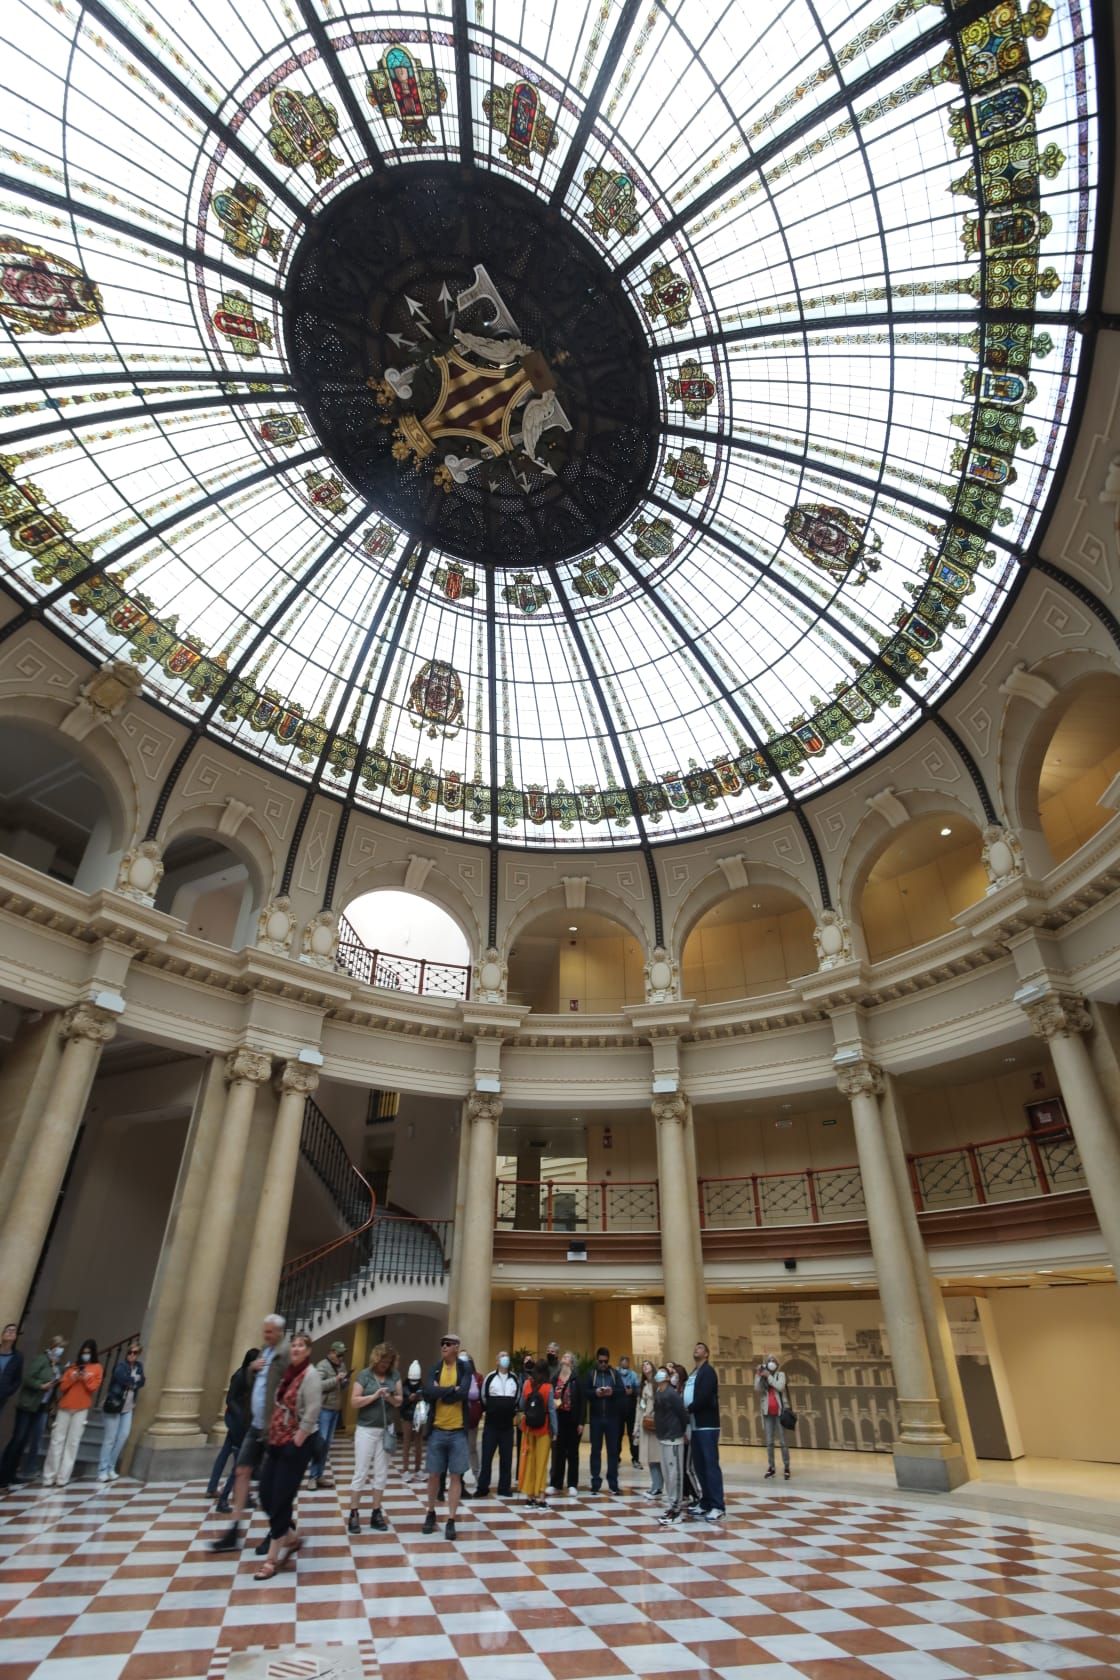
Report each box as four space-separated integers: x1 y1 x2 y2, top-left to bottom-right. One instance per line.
0 1326 23 1424
685 1341 725 1522
582 1346 624 1495
420 1332 474 1541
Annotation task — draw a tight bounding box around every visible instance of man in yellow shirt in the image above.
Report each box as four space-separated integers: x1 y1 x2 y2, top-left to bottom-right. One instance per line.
421 1332 472 1540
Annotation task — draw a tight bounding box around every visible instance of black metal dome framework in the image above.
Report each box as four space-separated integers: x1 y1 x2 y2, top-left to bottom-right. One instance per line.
0 0 1106 860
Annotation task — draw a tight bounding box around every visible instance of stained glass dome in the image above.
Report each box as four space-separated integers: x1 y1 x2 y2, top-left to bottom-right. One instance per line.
0 0 1100 850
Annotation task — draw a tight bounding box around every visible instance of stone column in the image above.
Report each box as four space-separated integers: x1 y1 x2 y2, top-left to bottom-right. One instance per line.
653 1093 705 1357
446 1100 472 1333
0 1013 65 1230
1024 993 1120 1278
0 1002 118 1326
228 1061 319 1357
679 1098 710 1341
144 1046 272 1452
455 1093 502 1361
836 1059 966 1491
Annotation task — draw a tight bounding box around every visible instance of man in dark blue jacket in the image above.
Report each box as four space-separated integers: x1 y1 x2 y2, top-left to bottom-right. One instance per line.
582 1346 625 1494
420 1332 474 1541
685 1341 725 1521
0 1326 23 1424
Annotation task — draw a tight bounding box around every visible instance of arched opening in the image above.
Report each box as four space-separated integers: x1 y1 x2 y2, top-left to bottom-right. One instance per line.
340 889 471 997
507 907 645 1013
1036 673 1120 865
0 723 118 888
859 814 986 962
681 886 816 1003
154 834 259 948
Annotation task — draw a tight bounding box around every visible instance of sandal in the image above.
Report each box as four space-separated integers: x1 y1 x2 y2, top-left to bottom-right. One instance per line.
278 1534 303 1568
254 1560 279 1580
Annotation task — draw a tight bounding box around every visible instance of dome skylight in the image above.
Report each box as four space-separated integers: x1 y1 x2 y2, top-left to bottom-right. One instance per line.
0 0 1099 849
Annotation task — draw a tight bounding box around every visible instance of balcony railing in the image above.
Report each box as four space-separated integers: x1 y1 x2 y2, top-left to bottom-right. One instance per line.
336 914 471 1000
495 1178 660 1232
700 1164 867 1228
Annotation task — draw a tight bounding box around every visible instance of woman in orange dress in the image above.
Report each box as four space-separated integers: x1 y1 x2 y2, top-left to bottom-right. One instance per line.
517 1359 556 1509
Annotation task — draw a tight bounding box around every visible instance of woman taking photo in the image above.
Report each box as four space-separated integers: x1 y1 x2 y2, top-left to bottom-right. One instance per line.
98 1341 145 1481
346 1342 402 1533
254 1332 321 1579
636 1358 662 1499
43 1338 101 1487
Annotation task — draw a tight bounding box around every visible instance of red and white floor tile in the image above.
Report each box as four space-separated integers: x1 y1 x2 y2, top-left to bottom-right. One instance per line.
1 1441 1118 1680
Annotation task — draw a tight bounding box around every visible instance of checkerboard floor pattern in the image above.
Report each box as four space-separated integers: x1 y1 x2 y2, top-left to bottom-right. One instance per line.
1 1437 1118 1680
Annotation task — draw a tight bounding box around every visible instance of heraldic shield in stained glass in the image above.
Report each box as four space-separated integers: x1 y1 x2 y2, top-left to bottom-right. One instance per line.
368 47 448 145
502 571 552 614
305 471 348 516
582 167 641 240
409 659 464 738
667 360 715 419
256 411 307 450
641 262 692 328
434 560 478 601
663 446 711 500
211 182 282 262
267 88 342 182
213 292 272 357
483 80 558 168
630 516 674 561
0 238 102 336
572 555 619 601
370 264 574 500
361 520 398 560
784 503 883 586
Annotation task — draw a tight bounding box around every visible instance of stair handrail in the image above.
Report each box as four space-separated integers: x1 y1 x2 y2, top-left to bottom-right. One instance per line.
299 1095 370 1230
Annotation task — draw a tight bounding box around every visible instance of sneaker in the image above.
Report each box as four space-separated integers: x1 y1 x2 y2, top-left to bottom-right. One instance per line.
209 1524 241 1553
215 1498 232 1514
97 1471 110 1482
107 1470 118 1481
567 1486 578 1497
444 1518 457 1541
254 1535 271 1556
784 1469 791 1480
422 1511 436 1534
347 1510 360 1534
641 1489 660 1501
680 1507 699 1522
704 1508 725 1524
369 1509 388 1531
657 1508 681 1526
308 1478 320 1492
764 1467 775 1479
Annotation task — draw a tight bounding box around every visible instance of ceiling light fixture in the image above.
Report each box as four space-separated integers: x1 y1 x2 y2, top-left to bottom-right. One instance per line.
568 925 578 933
940 826 953 837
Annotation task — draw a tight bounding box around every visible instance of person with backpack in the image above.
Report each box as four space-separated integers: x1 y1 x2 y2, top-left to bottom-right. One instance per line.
475 1353 520 1498
755 1354 792 1480
517 1359 556 1509
207 1347 259 1511
582 1346 625 1495
97 1341 145 1481
549 1350 584 1496
653 1367 689 1525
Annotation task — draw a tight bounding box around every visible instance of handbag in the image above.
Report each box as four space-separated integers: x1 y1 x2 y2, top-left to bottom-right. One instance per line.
779 1404 797 1431
102 1391 123 1416
642 1413 656 1432
383 1422 398 1454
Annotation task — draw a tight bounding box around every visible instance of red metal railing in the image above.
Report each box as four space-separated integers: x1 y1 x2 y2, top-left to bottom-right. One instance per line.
336 914 471 1000
492 1130 1086 1233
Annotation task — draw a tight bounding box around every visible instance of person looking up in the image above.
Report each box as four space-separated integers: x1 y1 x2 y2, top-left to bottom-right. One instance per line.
549 1350 584 1497
636 1358 662 1499
653 1367 689 1525
476 1351 520 1499
211 1313 289 1552
685 1342 725 1524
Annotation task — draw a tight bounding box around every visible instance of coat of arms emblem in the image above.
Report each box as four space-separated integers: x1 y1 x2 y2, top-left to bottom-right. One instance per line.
582 168 641 240
361 519 398 559
434 561 478 602
0 237 102 336
502 571 552 614
304 471 348 515
663 447 711 500
256 411 307 449
640 262 692 328
408 659 464 738
783 503 882 585
630 517 674 561
667 360 715 418
267 89 342 182
368 47 447 145
571 556 619 601
213 292 272 357
211 182 282 262
482 80 558 169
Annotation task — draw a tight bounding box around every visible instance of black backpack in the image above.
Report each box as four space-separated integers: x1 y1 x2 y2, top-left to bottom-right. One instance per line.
523 1385 547 1429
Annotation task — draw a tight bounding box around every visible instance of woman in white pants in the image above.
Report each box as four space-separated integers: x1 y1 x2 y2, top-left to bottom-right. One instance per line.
43 1338 102 1487
346 1343 401 1534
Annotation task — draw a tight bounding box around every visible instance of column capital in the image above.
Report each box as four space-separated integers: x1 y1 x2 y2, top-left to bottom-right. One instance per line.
652 1091 688 1126
224 1045 272 1087
276 1060 319 1099
59 1001 119 1048
466 1091 503 1125
1023 991 1092 1040
835 1058 885 1100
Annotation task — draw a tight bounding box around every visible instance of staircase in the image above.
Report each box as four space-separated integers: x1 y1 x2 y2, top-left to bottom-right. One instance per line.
279 1097 451 1338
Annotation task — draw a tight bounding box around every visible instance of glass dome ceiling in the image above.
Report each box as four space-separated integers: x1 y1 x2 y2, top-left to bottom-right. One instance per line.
0 0 1099 851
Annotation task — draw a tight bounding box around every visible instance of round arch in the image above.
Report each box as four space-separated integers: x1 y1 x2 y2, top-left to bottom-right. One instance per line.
837 786 989 927
1006 665 1120 870
680 884 819 1003
854 810 987 963
501 882 651 960
667 862 820 970
339 858 482 959
504 890 649 1014
0 711 134 890
154 818 271 948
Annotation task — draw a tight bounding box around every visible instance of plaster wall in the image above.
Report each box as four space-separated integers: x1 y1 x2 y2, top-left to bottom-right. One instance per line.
985 1284 1120 1463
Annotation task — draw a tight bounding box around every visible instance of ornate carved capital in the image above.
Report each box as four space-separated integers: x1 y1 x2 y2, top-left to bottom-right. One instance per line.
466 1092 503 1125
1024 992 1092 1041
59 1001 119 1049
225 1046 272 1087
835 1059 885 1100
277 1061 319 1099
652 1091 687 1126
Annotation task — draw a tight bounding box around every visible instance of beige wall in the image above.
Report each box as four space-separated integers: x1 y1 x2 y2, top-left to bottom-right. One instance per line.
683 907 817 1003
586 1113 658 1183
1040 746 1120 864
694 1102 856 1179
986 1284 1120 1462
901 1063 1062 1154
557 932 645 1013
862 837 987 961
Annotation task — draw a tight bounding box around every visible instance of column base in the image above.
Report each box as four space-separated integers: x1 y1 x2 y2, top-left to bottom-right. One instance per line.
892 1440 969 1493
131 1433 215 1484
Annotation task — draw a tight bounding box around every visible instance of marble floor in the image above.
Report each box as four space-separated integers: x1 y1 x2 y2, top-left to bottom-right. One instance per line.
0 1440 1118 1680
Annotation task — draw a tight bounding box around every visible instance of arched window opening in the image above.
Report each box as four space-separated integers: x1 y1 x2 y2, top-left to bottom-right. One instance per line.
0 725 114 888
506 907 644 1013
1037 674 1120 865
154 835 257 948
340 890 470 998
681 886 816 1004
860 815 986 962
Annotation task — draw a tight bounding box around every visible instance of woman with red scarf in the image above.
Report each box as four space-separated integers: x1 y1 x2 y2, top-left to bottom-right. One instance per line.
255 1331 322 1579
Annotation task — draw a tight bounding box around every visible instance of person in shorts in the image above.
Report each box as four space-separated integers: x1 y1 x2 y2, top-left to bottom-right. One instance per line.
419 1332 473 1541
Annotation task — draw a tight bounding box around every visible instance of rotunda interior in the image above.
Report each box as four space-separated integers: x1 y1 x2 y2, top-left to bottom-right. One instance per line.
0 1 1118 1675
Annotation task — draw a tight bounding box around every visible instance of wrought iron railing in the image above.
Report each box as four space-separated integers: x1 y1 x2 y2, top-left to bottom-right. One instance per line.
700 1165 866 1228
300 1096 370 1230
494 1178 660 1232
278 1213 452 1336
336 914 470 999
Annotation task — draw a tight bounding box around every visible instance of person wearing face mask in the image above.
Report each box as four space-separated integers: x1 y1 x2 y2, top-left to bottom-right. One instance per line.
43 1337 101 1487
475 1350 520 1498
549 1350 584 1496
618 1356 641 1468
0 1334 64 1493
400 1359 425 1481
755 1355 791 1480
582 1346 625 1496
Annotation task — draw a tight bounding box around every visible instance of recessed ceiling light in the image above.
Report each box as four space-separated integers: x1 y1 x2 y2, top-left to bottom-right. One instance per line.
1038 1268 1053 1274
752 901 761 909
568 925 578 933
940 826 952 837
1003 1056 1016 1064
